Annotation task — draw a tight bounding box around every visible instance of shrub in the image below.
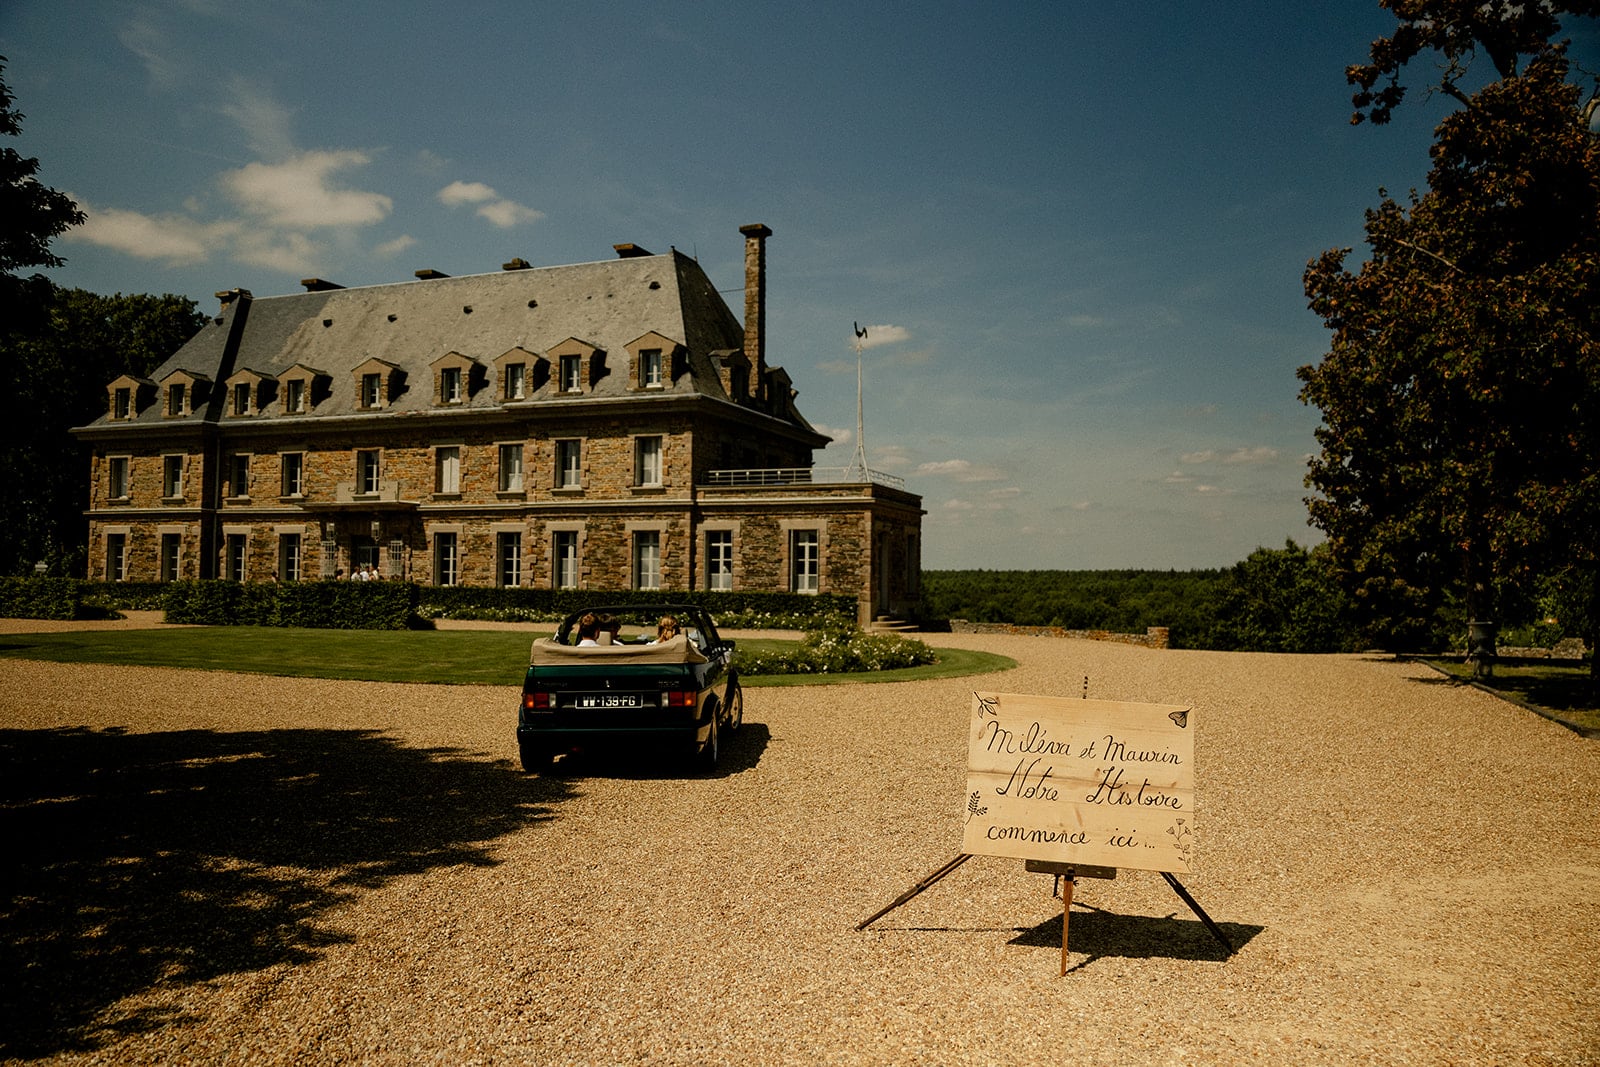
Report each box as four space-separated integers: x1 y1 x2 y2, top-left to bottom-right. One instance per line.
162 580 419 630
737 625 937 675
417 587 857 631
0 576 84 620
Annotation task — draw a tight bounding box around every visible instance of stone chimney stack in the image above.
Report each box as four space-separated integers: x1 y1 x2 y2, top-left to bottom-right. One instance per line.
740 223 772 403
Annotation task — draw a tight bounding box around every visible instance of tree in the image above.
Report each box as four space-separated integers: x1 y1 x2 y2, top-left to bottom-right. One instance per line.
1300 6 1600 683
0 288 205 575
1209 541 1355 654
1347 0 1600 124
0 56 85 328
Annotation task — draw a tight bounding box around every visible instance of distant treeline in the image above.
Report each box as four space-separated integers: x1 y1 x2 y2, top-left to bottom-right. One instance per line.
923 568 1228 649
924 542 1585 654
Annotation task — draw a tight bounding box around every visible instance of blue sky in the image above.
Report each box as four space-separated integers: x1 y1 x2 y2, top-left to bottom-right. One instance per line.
5 2 1597 569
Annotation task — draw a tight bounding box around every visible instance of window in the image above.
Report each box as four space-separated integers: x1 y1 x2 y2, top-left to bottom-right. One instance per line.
233 381 251 415
108 456 130 500
352 536 379 573
435 446 460 494
320 537 337 579
357 450 381 495
499 443 524 492
106 534 127 581
167 382 186 416
497 532 522 587
440 366 463 404
281 452 304 497
229 453 250 498
559 353 582 392
634 436 663 487
225 534 246 582
284 378 306 413
707 530 733 591
361 372 382 408
387 539 405 580
434 532 458 587
555 439 582 488
504 363 526 400
791 529 820 593
640 349 663 388
114 388 131 419
163 455 183 499
553 531 579 590
160 534 180 582
633 531 661 591
279 534 302 582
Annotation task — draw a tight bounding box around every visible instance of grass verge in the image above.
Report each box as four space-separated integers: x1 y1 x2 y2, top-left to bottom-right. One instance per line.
1421 657 1600 735
0 628 1015 687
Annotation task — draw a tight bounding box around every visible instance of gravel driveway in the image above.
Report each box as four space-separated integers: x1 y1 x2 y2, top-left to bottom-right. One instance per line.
2 622 1597 1065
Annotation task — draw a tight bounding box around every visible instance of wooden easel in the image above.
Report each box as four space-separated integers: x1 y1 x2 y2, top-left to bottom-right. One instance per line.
857 853 1235 974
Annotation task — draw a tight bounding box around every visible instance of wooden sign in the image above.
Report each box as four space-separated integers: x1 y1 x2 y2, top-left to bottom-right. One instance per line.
962 691 1195 873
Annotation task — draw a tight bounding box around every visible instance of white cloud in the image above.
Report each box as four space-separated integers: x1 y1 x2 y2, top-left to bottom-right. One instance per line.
986 486 1023 500
374 235 418 258
915 458 1007 482
118 15 184 89
439 180 499 205
856 324 910 349
223 151 392 228
476 199 543 228
233 231 324 273
439 181 543 228
67 199 235 264
944 498 976 511
811 424 853 446
1180 450 1215 464
1222 446 1280 464
221 79 297 161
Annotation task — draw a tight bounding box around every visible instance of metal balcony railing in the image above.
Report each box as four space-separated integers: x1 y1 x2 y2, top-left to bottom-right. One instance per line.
701 466 905 490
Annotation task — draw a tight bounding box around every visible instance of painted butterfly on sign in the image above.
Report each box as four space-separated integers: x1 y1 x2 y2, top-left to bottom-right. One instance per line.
1168 708 1190 728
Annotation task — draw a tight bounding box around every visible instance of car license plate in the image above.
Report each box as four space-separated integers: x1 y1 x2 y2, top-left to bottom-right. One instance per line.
576 694 640 708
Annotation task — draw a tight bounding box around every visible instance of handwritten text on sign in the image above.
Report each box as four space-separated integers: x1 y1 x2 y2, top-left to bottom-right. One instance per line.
962 692 1195 873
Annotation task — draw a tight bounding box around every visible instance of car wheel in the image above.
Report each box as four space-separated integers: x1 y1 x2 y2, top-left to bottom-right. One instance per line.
725 680 744 734
695 711 719 772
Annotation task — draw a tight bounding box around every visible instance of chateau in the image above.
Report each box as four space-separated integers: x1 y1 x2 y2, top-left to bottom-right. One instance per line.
74 224 924 624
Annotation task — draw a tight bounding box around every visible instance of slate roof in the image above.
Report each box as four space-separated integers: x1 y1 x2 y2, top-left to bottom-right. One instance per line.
94 249 810 430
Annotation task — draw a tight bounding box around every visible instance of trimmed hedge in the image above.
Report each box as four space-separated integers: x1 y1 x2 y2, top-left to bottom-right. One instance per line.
162 580 419 630
417 587 858 630
0 577 85 620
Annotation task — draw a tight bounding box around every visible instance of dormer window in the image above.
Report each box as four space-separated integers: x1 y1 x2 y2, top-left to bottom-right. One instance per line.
168 383 186 416
113 388 131 419
351 358 402 411
429 351 479 408
559 354 581 393
285 379 306 413
505 363 526 400
627 332 679 391
232 382 251 416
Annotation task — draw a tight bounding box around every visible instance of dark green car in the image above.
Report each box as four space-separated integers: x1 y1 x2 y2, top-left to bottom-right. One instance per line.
516 604 743 773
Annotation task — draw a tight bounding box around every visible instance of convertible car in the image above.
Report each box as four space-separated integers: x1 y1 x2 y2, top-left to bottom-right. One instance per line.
516 604 743 773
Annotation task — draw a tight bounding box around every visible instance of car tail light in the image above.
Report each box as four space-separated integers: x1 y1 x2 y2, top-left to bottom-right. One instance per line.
660 689 696 708
523 691 553 712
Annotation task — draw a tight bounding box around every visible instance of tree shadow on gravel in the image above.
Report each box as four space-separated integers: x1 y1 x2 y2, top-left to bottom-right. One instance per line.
1010 901 1264 971
0 726 571 1059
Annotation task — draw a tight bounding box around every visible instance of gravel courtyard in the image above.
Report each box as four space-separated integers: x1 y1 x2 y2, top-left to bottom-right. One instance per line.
2 624 1597 1065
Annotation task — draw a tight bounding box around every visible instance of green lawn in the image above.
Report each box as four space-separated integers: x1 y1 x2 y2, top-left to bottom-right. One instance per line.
0 628 1014 687
1422 657 1600 733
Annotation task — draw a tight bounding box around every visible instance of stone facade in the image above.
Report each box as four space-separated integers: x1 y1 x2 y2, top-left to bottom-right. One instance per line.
75 225 926 623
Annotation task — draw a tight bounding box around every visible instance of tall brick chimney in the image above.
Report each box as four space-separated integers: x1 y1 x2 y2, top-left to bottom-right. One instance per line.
740 223 772 403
